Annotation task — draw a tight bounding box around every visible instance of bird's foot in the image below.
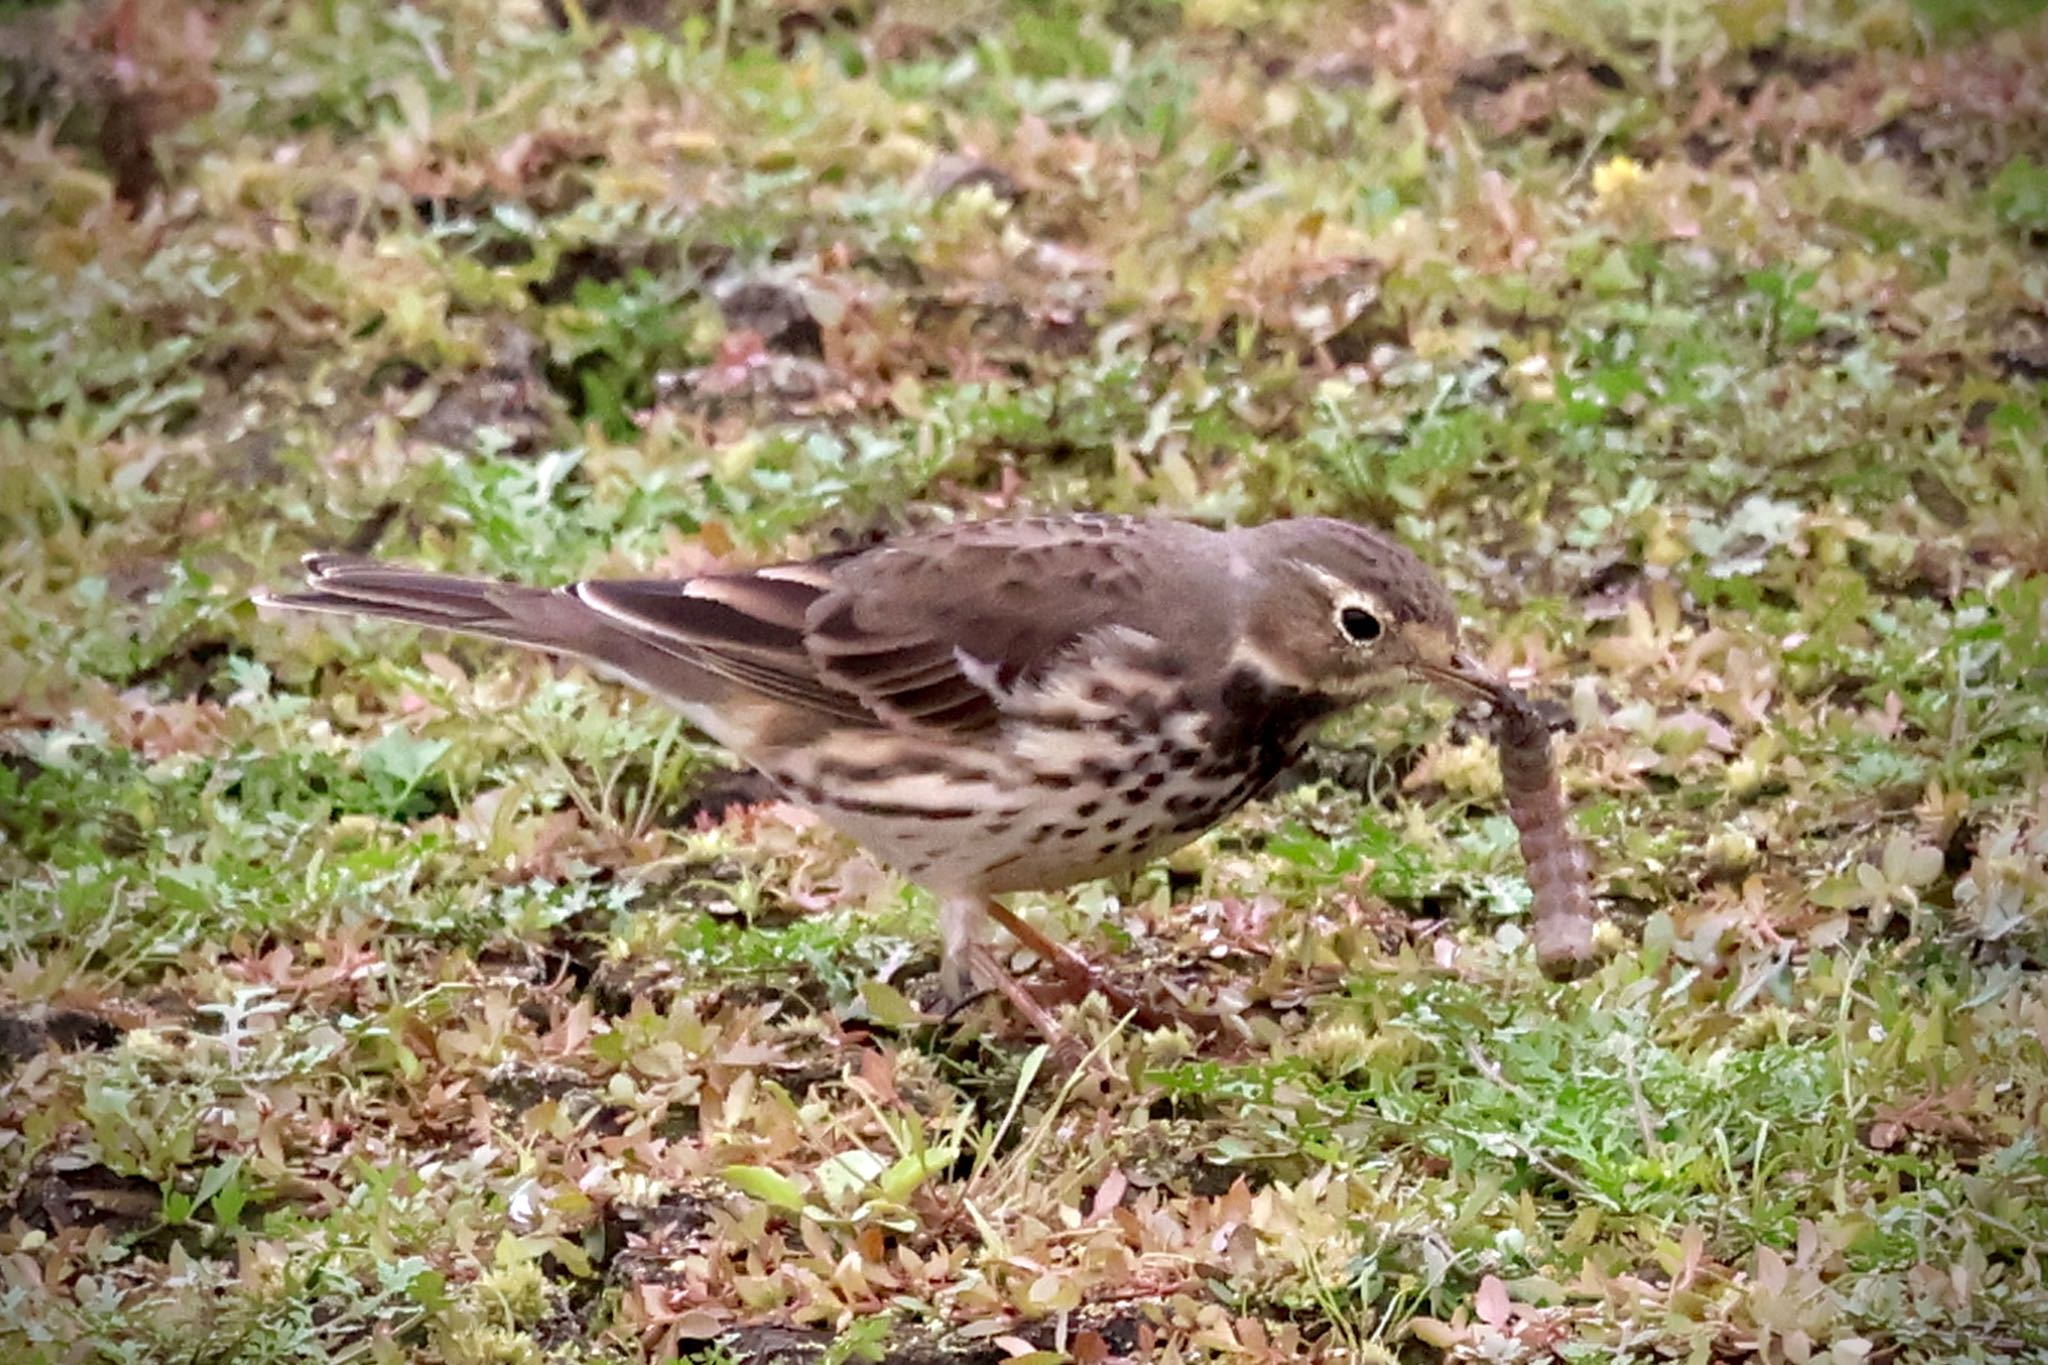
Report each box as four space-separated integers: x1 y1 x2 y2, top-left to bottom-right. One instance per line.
982 903 1245 1036
959 943 1097 1076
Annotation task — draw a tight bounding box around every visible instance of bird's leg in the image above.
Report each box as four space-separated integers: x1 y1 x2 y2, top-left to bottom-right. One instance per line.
942 897 1085 1069
937 895 986 1002
941 896 1060 1029
983 902 1170 1029
959 941 1083 1065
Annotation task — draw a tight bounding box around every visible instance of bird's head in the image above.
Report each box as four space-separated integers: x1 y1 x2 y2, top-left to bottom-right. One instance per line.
1232 517 1507 707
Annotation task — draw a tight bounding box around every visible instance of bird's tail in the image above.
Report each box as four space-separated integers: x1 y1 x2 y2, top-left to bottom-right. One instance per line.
257 553 755 742
255 553 601 656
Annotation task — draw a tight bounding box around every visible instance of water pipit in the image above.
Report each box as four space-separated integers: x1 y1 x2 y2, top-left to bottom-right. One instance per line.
261 515 1584 1046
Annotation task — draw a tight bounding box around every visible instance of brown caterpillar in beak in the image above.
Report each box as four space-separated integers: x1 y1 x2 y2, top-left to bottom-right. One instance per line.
1492 692 1599 978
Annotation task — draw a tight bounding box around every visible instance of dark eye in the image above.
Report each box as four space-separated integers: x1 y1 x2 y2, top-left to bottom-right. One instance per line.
1340 606 1383 643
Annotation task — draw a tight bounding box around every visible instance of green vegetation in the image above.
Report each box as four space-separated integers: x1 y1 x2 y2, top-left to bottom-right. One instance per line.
4 0 2047 1360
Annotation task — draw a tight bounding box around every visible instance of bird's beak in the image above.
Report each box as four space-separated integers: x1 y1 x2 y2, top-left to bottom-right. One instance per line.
1414 650 1514 706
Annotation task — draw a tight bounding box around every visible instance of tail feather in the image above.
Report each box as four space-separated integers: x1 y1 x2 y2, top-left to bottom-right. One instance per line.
255 553 588 653
254 553 812 751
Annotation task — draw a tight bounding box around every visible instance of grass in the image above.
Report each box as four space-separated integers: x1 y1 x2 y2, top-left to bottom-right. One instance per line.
4 0 2048 1360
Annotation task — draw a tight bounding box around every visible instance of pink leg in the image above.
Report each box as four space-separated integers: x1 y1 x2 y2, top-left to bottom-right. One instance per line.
960 942 1089 1072
984 902 1173 1029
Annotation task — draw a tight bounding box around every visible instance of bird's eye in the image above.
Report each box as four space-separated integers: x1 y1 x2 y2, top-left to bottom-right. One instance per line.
1340 606 1383 643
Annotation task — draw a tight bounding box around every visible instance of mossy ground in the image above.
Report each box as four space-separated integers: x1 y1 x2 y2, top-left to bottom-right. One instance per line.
4 0 2048 1360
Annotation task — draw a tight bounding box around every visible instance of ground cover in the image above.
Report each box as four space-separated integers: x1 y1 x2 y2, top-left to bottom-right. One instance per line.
4 0 2048 1359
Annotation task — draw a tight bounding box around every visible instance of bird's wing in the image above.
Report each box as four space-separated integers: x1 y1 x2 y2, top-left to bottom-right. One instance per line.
575 516 1205 735
572 565 879 724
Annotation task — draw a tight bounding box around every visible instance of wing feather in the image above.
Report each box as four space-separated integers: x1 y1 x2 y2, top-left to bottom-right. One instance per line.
573 576 877 724
568 517 1224 737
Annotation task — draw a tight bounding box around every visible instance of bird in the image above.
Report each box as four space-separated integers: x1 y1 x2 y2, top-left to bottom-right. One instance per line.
257 514 1510 1048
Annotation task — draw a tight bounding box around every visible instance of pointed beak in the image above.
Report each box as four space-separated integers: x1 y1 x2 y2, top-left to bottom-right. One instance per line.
1414 650 1513 706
